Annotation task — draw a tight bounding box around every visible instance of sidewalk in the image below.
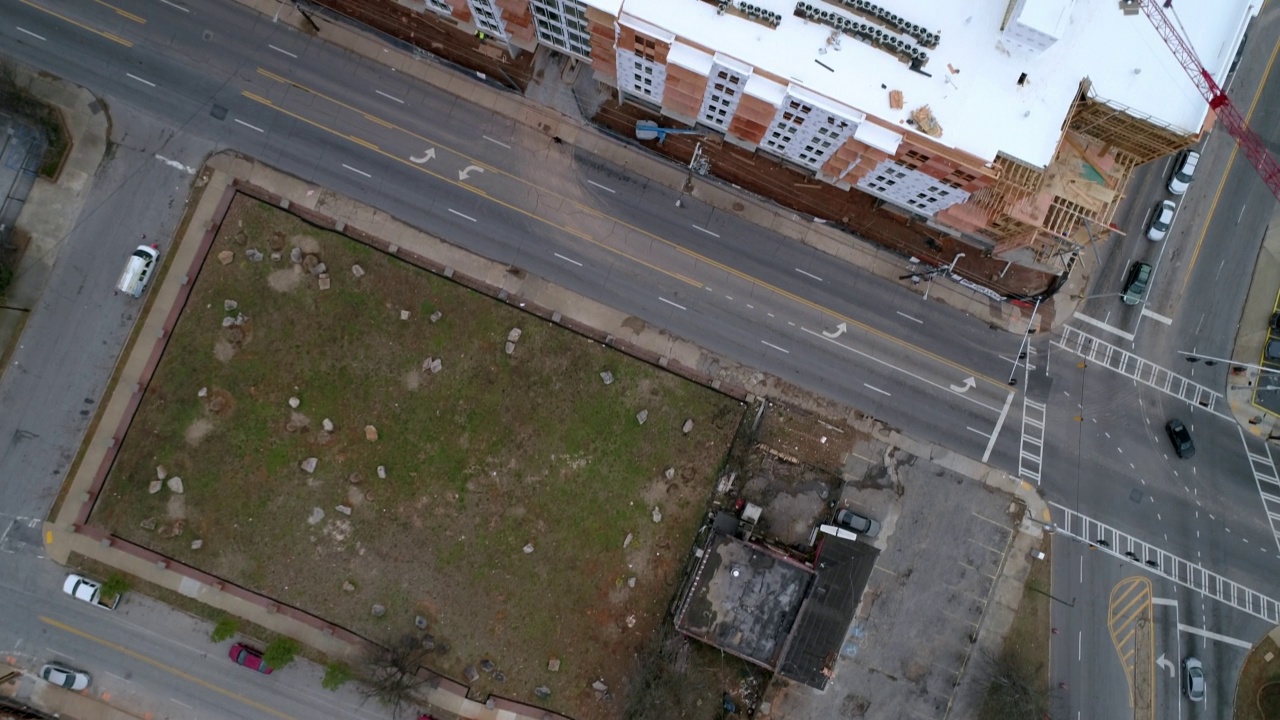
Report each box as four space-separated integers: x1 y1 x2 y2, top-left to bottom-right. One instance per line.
1228 201 1280 436
0 68 108 368
238 0 1083 338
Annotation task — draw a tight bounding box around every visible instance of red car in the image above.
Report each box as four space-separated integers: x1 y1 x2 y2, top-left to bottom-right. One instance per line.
228 643 273 674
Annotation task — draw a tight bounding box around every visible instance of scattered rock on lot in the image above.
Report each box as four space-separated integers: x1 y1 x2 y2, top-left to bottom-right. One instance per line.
167 477 184 494
335 504 352 516
217 250 234 265
322 418 334 432
523 543 535 554
246 248 264 262
290 247 302 264
288 396 301 409
505 341 515 355
400 310 410 321
421 635 435 650
371 604 386 618
547 658 560 672
600 371 614 385
627 576 636 588
156 465 167 480
625 614 636 628
464 665 480 683
300 457 318 474
493 671 506 683
140 517 157 531
429 358 442 374
197 387 208 398
308 507 325 525
224 299 238 311
149 480 163 494
285 412 309 433
507 328 522 343
365 425 378 441
415 615 428 630
318 276 331 290
429 310 442 323
682 419 694 434
270 251 281 261
220 317 235 328
310 262 327 276
348 473 361 485
377 465 387 479
636 409 648 425
592 680 608 693
480 659 495 673
623 532 633 549
302 254 319 273
652 506 662 523
664 467 675 480
351 264 365 278
342 581 355 592
191 539 203 550
535 686 552 699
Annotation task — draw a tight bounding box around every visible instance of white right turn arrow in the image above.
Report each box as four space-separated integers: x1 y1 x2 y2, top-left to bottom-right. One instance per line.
821 322 847 339
949 376 975 393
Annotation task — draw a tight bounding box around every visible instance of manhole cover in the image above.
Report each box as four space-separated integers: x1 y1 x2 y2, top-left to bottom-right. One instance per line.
203 30 214 41
1129 488 1143 503
210 104 228 121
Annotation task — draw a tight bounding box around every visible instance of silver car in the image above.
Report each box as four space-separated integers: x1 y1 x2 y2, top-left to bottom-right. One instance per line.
1182 656 1205 702
835 508 881 538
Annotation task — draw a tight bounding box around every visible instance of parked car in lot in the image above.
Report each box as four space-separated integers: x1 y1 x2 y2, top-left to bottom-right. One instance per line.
1146 200 1176 241
834 508 881 538
1168 149 1200 195
1122 261 1153 305
1183 656 1205 702
40 662 91 690
1266 338 1280 362
228 643 273 674
1165 419 1195 459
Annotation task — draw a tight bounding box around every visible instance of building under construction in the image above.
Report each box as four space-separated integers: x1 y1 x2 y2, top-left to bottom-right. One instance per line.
308 0 1256 277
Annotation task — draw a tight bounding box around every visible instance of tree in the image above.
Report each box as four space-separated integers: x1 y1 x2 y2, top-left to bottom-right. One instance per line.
100 573 130 604
263 637 300 670
980 649 1051 719
362 636 434 718
210 616 239 643
322 661 352 691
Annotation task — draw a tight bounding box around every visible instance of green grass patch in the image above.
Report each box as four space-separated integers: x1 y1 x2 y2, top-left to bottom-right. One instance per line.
93 194 743 719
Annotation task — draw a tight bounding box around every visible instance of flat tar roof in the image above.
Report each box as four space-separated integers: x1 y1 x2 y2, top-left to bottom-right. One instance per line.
675 533 814 669
598 0 1257 167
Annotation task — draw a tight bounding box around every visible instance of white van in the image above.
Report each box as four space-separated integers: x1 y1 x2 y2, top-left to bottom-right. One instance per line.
116 245 160 298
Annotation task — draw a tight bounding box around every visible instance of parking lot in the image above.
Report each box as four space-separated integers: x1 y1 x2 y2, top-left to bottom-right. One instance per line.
766 433 1023 719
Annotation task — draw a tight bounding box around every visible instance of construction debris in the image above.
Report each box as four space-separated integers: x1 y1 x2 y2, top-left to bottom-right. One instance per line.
910 105 943 137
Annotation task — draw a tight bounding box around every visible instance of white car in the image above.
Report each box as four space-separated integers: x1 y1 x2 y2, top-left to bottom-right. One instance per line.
1168 150 1200 195
40 662 91 691
1146 200 1176 241
1182 656 1205 702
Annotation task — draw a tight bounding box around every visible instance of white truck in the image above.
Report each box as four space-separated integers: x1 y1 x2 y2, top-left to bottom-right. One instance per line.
62 574 120 610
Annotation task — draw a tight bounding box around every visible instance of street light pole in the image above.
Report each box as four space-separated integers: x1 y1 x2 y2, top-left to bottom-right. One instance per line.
1178 350 1279 373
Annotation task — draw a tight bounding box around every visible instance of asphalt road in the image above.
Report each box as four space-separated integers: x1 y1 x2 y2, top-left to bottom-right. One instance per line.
0 542 393 719
0 0 1277 717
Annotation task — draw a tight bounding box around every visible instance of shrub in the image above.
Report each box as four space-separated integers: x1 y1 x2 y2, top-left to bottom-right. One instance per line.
263 637 300 670
322 661 352 691
100 573 130 603
210 616 239 643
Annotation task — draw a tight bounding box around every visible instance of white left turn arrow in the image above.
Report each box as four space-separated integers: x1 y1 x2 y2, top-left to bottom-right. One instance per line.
458 165 485 181
1156 653 1175 678
822 322 847 339
949 376 976 393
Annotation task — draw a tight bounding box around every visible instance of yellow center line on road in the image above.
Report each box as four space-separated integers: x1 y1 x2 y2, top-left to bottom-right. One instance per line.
90 0 146 23
250 69 1009 392
240 91 703 289
1180 33 1280 295
38 616 298 720
17 0 134 46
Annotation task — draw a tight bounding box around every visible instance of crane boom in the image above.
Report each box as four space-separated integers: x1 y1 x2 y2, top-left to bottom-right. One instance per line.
1135 0 1280 200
